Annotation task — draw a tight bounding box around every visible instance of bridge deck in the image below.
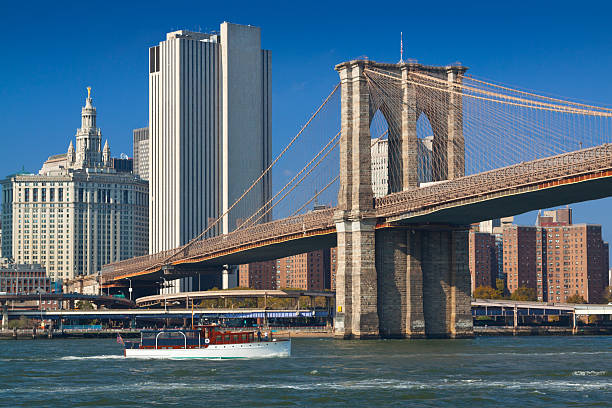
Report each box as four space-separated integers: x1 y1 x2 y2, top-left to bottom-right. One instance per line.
101 144 612 284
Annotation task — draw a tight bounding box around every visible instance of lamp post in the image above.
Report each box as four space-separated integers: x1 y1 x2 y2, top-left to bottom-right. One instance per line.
128 279 133 301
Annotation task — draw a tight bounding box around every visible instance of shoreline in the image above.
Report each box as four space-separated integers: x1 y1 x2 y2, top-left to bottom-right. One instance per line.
1 326 611 340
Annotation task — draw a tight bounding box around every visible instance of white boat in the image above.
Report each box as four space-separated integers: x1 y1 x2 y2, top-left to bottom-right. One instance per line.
121 326 291 359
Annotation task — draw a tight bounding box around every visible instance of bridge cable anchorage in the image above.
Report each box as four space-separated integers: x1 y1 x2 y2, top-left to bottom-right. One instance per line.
158 82 341 265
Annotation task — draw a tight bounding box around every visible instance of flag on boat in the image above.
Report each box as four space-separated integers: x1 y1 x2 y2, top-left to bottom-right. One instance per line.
117 334 124 344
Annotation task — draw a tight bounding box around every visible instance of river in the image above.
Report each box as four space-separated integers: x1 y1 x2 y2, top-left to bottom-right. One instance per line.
0 336 610 407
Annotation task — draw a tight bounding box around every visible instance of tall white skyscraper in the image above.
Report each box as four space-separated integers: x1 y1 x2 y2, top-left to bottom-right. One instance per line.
149 23 272 292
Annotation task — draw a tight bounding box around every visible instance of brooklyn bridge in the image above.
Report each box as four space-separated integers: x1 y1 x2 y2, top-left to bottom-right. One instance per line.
101 60 612 339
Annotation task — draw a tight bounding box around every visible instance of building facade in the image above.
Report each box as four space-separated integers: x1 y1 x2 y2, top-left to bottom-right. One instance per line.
469 230 498 294
370 136 433 198
238 260 276 290
133 127 149 181
503 225 538 295
149 23 272 292
500 208 609 303
1 90 148 281
0 261 50 294
238 248 335 292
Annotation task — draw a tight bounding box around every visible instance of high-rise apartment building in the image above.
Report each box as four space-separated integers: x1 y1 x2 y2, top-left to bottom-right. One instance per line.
500 208 609 303
149 23 271 292
276 249 329 291
503 226 537 294
469 230 498 294
238 248 334 291
1 90 148 281
133 127 149 181
238 260 276 290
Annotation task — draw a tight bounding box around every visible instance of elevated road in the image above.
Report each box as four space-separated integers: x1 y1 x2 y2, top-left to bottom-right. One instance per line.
0 293 135 308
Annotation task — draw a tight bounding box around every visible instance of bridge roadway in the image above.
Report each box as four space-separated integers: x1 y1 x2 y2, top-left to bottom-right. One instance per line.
101 143 612 285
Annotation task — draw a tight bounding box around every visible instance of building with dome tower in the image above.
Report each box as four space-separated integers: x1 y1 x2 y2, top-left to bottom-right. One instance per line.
1 88 148 282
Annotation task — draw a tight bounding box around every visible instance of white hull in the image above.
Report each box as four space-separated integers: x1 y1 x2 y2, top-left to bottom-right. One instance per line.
124 340 291 359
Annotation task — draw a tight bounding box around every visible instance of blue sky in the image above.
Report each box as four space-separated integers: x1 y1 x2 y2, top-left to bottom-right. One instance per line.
1 0 612 244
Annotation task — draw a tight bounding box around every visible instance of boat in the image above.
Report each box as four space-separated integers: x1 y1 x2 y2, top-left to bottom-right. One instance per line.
120 325 291 359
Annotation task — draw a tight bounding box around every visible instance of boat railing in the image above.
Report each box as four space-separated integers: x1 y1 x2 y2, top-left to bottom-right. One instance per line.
155 330 187 350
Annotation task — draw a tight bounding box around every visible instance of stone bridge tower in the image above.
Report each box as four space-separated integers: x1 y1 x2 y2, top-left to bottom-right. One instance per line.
333 60 472 339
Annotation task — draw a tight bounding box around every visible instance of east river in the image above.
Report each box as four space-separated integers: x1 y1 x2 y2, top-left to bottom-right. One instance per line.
0 336 610 407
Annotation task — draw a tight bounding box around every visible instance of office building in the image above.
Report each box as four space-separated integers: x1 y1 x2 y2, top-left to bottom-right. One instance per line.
1 89 148 281
133 127 149 181
149 23 271 292
370 136 433 198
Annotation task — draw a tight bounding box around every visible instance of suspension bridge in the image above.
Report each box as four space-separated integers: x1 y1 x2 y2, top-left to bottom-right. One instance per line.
101 59 612 339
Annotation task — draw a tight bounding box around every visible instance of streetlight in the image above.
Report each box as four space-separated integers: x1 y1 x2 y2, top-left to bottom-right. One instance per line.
128 279 133 301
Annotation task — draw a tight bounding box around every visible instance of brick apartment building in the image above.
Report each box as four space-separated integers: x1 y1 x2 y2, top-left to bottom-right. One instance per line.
501 208 609 303
469 231 498 294
239 248 336 291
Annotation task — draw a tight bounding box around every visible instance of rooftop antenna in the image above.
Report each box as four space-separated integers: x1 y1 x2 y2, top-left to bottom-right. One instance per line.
399 32 404 63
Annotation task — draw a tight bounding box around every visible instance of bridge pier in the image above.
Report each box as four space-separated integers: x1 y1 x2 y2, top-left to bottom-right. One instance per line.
334 219 380 339
333 60 472 339
376 227 472 339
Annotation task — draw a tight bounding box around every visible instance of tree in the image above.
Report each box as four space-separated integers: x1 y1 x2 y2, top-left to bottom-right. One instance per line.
566 294 587 304
473 285 502 299
510 286 537 301
496 278 506 296
604 286 612 303
75 300 94 310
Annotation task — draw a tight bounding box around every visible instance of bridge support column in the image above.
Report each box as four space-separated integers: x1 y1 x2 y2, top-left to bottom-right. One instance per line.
376 227 472 339
334 219 379 339
421 228 472 338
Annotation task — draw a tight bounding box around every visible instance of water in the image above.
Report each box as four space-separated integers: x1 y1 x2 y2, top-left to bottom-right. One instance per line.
0 336 610 407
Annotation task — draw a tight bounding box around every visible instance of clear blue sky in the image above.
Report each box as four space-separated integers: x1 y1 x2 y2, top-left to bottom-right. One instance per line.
2 1 612 245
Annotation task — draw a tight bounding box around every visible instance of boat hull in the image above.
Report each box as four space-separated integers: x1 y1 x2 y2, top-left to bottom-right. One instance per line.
124 340 291 359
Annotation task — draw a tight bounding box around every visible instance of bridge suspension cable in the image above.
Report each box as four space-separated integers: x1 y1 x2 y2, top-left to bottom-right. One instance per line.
362 67 612 187
160 82 341 264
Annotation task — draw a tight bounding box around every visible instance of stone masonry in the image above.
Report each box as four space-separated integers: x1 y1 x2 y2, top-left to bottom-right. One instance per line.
334 60 473 339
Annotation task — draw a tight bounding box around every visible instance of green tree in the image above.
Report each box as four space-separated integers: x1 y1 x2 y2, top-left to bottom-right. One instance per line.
510 286 537 301
75 300 94 310
496 278 506 295
566 294 587 304
473 285 502 299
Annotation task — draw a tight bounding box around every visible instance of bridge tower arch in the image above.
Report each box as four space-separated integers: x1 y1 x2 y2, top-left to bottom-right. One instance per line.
334 60 472 339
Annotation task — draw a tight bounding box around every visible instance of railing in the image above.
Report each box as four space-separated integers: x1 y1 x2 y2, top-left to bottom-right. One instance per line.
101 208 336 281
102 144 612 282
376 143 612 217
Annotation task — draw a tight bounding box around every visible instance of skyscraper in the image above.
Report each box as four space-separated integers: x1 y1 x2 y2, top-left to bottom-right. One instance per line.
133 127 149 181
149 23 272 292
